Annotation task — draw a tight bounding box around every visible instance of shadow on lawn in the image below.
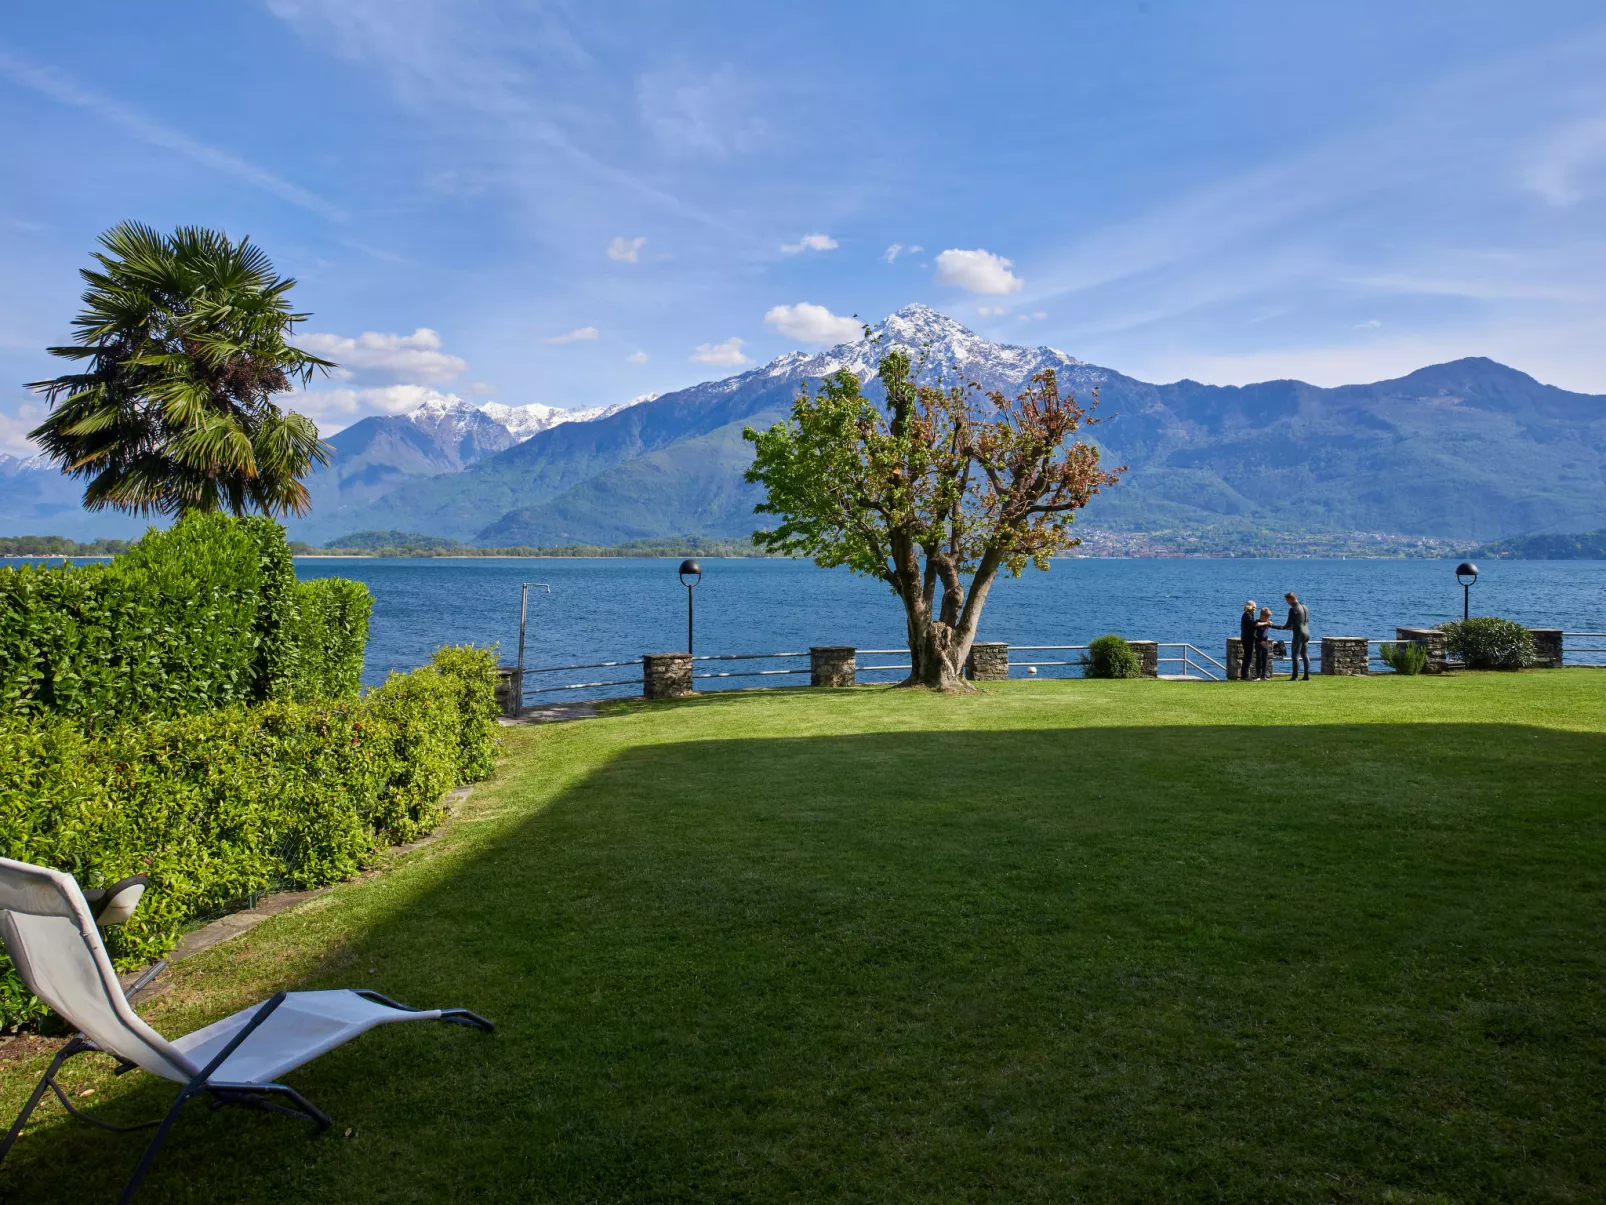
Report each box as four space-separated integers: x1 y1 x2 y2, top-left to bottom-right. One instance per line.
6 722 1606 1203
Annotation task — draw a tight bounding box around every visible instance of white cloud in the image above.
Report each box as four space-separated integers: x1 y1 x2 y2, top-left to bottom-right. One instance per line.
295 328 467 383
691 337 751 366
936 249 1023 295
1016 311 1049 322
977 305 1007 317
1355 319 1382 329
0 403 45 456
543 326 600 344
764 303 861 345
780 233 838 254
469 381 498 396
292 384 461 434
884 243 923 263
626 350 650 363
607 236 647 262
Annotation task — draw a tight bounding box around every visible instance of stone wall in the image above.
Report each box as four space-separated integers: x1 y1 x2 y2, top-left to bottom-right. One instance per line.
642 652 694 698
1226 637 1246 679
1529 628 1564 669
811 646 857 687
1128 640 1159 678
1321 636 1370 677
1395 627 1448 673
494 667 524 718
966 642 1009 681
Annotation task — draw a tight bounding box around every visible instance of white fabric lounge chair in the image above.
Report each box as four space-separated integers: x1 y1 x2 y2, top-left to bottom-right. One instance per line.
0 856 492 1203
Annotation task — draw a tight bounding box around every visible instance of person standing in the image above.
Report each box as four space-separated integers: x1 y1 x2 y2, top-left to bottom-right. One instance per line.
1274 592 1311 680
1255 607 1274 680
1238 601 1257 680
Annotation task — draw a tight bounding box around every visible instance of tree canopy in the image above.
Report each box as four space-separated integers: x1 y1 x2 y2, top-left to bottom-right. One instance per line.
27 222 334 518
745 346 1121 689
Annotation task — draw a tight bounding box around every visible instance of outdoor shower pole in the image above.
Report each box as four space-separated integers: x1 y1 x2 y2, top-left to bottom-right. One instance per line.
518 584 528 676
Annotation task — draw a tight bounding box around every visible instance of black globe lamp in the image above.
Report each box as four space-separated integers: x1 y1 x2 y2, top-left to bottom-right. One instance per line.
678 559 702 654
1455 561 1478 620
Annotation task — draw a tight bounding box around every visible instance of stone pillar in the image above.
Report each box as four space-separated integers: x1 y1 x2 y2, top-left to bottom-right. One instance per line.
1226 637 1245 680
1128 640 1159 678
1529 628 1564 669
494 667 523 718
965 642 1010 681
810 646 857 687
1321 636 1370 677
642 652 694 699
1395 627 1448 674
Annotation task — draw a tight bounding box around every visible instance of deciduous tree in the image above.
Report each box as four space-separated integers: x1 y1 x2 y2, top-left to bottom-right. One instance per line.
745 345 1121 690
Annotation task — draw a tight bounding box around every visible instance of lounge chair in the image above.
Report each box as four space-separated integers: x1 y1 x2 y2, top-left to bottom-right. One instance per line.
0 856 493 1203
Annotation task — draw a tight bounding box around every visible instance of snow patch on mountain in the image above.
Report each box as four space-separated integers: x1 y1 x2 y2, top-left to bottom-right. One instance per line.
404 395 630 445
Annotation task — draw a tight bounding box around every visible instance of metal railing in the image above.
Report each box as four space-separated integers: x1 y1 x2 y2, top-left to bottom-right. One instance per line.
1563 632 1606 667
516 631 1600 701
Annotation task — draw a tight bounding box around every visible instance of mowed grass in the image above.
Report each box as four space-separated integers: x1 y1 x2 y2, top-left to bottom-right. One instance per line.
3 674 1605 1203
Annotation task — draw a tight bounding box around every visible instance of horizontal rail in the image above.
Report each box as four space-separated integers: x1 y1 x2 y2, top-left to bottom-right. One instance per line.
858 664 912 672
523 658 641 674
525 678 640 694
856 649 907 656
690 651 810 662
692 668 810 680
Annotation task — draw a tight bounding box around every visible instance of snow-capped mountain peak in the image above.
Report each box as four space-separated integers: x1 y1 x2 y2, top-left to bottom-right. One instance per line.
747 303 1095 394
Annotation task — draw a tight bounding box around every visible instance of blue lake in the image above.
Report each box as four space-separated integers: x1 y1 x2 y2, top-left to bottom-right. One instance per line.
280 557 1606 692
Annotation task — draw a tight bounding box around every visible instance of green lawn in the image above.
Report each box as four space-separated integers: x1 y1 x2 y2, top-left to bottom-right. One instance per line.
4 675 1605 1202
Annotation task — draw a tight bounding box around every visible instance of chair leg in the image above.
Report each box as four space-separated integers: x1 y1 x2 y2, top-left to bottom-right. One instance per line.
0 1036 92 1163
117 1089 194 1205
438 1008 495 1032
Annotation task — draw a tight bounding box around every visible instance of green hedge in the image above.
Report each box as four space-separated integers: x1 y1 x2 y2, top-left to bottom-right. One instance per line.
0 644 499 1031
0 513 369 724
1083 634 1141 679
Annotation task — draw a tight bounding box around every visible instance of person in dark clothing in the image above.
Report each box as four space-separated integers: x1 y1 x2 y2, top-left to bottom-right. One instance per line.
1238 600 1257 680
1274 592 1311 680
1254 607 1273 680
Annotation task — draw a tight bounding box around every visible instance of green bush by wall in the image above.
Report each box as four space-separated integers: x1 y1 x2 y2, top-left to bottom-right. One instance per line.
1083 634 1141 679
0 513 370 724
1437 617 1535 671
0 644 499 1031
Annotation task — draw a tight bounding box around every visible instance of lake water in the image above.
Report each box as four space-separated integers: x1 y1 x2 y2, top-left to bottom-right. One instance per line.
278 557 1606 692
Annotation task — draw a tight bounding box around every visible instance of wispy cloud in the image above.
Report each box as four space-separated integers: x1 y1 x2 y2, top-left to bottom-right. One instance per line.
544 326 600 344
1524 112 1606 206
780 233 837 254
0 42 346 222
691 336 750 366
884 243 922 263
608 236 647 262
626 350 650 363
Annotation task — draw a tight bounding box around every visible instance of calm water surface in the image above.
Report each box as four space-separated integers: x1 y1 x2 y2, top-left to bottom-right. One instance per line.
282 557 1606 690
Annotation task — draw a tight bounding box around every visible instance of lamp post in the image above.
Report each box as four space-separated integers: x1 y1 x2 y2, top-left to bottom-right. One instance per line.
678 559 702 655
1455 561 1478 621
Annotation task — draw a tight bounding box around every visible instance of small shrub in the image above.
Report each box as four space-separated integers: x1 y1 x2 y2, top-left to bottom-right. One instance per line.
1437 617 1534 671
1379 641 1428 675
1083 634 1141 679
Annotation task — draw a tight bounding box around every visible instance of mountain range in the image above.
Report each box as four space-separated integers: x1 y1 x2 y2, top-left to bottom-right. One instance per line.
4 305 1605 548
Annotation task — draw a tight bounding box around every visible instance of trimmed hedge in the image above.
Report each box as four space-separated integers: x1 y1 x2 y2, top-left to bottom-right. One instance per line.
1083 634 1141 679
0 513 369 725
0 645 499 1032
1437 617 1535 671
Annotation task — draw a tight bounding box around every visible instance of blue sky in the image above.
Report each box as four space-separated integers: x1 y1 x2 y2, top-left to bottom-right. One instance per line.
3 0 1606 449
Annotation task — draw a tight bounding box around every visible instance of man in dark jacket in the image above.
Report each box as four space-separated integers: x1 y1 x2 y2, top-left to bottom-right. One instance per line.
1274 592 1311 680
1238 601 1257 680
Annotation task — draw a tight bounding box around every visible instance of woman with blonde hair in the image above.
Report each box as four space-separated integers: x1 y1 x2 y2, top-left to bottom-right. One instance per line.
1254 607 1274 680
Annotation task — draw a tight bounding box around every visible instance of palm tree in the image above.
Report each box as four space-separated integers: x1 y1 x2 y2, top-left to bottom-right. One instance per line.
27 222 336 518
